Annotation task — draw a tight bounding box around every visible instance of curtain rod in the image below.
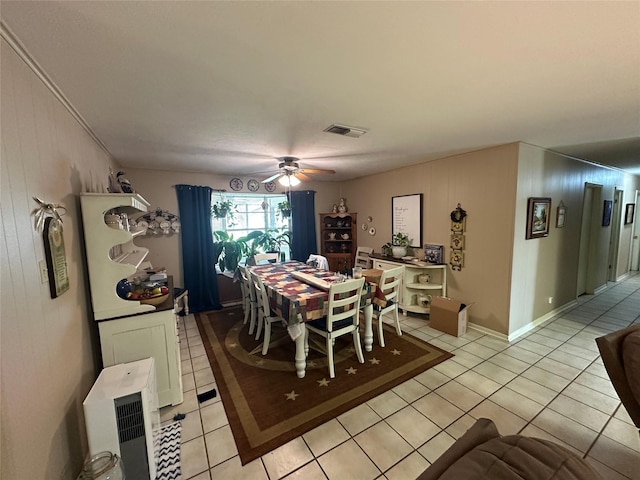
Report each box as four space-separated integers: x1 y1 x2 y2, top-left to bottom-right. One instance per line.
171 185 226 192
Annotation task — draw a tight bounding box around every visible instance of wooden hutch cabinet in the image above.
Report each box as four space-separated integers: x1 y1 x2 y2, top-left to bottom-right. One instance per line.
319 212 357 272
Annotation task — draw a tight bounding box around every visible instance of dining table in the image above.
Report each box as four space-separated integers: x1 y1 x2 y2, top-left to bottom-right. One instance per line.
249 260 375 378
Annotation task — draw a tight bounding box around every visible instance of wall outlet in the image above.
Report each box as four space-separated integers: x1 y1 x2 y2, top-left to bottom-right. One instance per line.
39 260 48 283
547 296 553 304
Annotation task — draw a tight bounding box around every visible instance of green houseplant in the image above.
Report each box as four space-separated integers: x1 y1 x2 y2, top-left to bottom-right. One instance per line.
278 201 292 218
212 200 236 223
385 232 410 258
213 230 245 272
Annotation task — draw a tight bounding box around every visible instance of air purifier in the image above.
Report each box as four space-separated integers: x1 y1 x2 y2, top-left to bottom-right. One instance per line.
83 357 160 480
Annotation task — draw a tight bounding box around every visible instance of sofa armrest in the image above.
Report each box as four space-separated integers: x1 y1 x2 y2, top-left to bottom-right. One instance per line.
417 418 500 480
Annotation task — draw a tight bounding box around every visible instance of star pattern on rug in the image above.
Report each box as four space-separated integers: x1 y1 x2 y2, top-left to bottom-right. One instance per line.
346 366 358 375
228 342 238 348
285 390 299 400
391 349 401 355
369 357 380 365
307 360 317 367
317 378 330 387
255 359 265 366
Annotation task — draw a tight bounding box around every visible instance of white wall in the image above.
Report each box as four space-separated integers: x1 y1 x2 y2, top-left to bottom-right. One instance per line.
1 39 119 479
508 143 640 337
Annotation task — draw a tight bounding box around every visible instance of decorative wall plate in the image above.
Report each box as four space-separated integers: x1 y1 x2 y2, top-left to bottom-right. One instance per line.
229 178 243 191
451 234 465 250
362 223 368 231
369 227 376 236
367 216 373 223
264 181 276 192
247 179 259 192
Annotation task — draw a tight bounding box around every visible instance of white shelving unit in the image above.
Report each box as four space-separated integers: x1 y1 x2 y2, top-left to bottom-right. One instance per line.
401 264 447 315
80 193 183 407
80 193 153 320
372 255 447 316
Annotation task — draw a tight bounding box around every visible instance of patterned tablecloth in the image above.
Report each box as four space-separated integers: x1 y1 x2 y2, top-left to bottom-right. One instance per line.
249 261 373 325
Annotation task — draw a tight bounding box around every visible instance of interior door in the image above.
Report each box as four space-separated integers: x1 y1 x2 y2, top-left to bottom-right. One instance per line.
607 188 623 281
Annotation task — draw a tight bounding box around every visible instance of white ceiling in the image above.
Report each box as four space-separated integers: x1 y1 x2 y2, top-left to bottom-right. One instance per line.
2 1 639 181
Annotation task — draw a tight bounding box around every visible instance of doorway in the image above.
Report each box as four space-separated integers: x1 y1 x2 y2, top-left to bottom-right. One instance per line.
607 188 623 281
577 183 602 296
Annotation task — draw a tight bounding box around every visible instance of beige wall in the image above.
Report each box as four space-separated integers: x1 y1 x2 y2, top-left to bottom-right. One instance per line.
124 168 341 287
342 144 520 336
1 39 119 479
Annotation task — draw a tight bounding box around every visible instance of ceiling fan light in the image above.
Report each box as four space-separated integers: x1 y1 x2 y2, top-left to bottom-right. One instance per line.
279 174 301 187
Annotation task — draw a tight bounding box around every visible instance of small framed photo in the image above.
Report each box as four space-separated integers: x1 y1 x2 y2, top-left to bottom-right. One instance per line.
526 197 551 239
556 202 567 228
602 200 613 227
625 203 635 225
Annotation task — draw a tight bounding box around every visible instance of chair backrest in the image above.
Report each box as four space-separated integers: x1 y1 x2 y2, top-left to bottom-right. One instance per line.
238 265 256 302
249 271 270 314
326 277 365 332
253 253 280 265
595 324 640 428
355 246 374 269
307 254 329 270
379 266 404 302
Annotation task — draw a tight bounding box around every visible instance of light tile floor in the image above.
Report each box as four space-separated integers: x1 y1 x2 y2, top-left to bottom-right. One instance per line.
161 274 640 480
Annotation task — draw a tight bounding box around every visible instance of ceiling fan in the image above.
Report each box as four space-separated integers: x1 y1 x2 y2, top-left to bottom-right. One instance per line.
261 156 336 186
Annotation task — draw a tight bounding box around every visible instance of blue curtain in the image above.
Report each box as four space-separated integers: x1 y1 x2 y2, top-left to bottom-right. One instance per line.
175 185 222 312
290 190 317 261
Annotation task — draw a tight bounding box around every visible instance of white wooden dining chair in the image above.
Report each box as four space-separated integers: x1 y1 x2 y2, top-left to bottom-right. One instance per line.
253 252 280 265
238 265 258 334
373 266 404 347
250 270 285 355
305 277 366 378
355 246 373 269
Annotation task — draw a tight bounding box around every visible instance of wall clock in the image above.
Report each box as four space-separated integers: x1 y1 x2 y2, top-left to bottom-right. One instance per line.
229 178 243 191
264 181 276 192
247 179 259 192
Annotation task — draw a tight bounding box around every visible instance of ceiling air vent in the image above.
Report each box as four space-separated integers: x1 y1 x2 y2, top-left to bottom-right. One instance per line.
324 124 367 138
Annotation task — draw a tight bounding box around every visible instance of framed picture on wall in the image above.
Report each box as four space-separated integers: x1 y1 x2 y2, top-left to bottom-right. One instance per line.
392 193 423 248
526 197 551 239
602 200 613 227
625 203 635 224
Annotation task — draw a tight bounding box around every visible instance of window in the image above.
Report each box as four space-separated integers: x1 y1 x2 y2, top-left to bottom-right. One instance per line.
211 193 290 259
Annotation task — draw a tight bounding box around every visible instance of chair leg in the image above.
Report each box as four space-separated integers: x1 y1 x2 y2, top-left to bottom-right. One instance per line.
327 335 335 378
243 299 250 325
248 305 256 335
255 315 263 340
393 307 402 336
377 313 386 348
262 320 272 355
304 327 309 357
353 329 365 364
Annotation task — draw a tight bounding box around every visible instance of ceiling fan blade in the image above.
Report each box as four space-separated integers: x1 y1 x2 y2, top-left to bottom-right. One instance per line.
296 172 312 182
298 168 336 175
262 172 283 183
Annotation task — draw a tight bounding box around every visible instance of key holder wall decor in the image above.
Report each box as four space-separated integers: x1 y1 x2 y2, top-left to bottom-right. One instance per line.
31 197 70 298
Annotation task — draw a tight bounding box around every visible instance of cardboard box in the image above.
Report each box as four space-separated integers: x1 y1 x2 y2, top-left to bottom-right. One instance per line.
429 296 472 337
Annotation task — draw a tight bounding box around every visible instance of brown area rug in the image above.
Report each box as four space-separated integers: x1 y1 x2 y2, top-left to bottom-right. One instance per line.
196 306 453 465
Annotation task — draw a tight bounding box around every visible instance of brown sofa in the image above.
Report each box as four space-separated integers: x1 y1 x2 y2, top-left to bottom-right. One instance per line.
595 324 640 430
418 418 602 480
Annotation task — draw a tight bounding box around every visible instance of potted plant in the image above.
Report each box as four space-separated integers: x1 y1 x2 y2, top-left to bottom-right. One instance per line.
212 200 236 222
384 232 410 258
213 230 245 272
278 200 291 218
